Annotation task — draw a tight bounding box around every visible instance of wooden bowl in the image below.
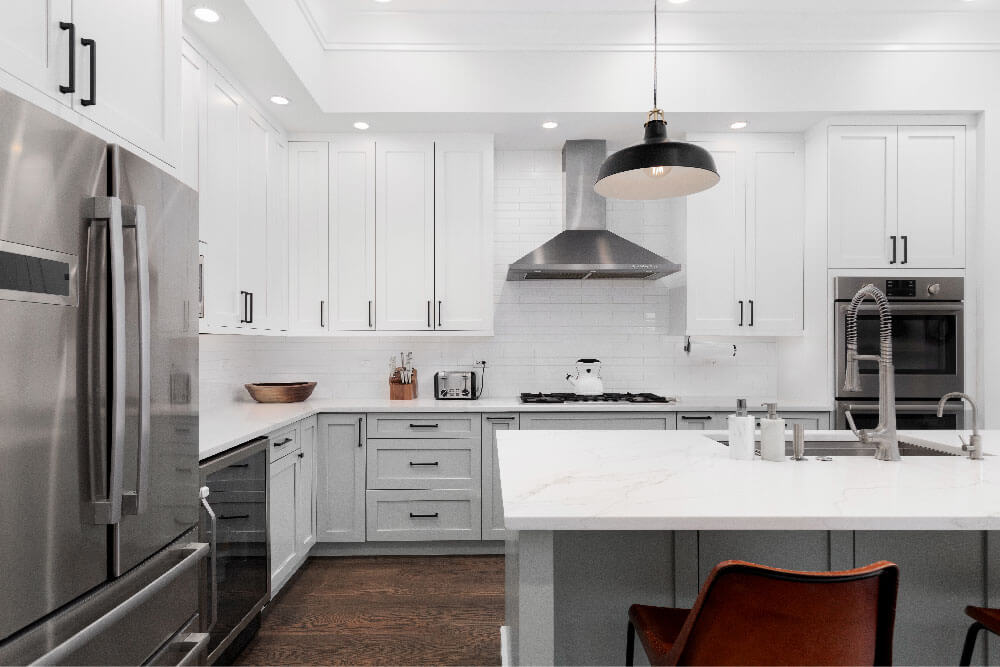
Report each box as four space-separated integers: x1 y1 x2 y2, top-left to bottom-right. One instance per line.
245 382 317 403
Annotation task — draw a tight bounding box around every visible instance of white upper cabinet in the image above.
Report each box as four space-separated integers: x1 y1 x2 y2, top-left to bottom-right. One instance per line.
266 135 289 332
0 0 73 107
375 138 436 331
897 126 966 268
200 70 241 330
72 0 180 165
828 125 966 269
687 134 804 337
288 141 330 334
329 138 376 331
434 137 494 332
178 42 203 191
238 107 269 329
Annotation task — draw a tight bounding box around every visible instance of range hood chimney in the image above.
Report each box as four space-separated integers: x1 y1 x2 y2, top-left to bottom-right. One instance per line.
506 140 681 281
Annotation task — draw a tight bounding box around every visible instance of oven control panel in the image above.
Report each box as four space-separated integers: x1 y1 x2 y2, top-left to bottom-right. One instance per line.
885 279 915 297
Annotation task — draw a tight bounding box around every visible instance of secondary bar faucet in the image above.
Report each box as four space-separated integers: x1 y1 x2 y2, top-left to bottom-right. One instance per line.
843 284 901 461
937 392 983 460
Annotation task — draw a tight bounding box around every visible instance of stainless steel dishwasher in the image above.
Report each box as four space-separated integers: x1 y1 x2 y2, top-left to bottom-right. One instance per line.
199 438 270 664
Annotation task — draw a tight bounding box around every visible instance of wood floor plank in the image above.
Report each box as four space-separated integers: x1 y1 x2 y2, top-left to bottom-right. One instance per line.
235 555 504 666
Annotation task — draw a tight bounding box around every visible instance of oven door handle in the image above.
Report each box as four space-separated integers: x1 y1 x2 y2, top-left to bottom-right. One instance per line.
838 302 963 314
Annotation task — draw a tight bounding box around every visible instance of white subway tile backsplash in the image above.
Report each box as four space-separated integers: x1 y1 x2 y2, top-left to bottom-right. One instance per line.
201 150 777 405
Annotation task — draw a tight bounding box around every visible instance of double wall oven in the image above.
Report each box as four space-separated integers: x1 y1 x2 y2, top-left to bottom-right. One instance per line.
834 276 964 430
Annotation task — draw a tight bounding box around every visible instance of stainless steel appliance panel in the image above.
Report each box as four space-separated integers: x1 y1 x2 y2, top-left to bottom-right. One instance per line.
835 401 964 431
113 146 200 575
0 91 110 641
0 530 206 666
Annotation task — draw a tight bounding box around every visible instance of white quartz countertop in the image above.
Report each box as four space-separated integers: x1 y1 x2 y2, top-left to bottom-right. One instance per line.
198 396 832 460
496 429 1000 531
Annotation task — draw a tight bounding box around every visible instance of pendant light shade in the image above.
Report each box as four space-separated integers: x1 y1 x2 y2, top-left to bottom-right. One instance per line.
594 112 719 200
594 0 720 200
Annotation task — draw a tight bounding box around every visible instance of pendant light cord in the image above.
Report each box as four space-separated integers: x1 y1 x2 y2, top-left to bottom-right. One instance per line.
653 0 658 110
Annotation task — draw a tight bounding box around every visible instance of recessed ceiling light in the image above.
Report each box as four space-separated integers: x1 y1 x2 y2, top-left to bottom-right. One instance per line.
373 0 392 3
730 121 749 130
667 0 690 4
192 7 220 23
269 95 290 106
542 121 559 129
353 121 370 130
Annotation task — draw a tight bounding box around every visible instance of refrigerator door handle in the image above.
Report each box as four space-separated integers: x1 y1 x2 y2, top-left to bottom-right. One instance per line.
122 203 150 516
32 542 209 666
85 196 126 525
199 487 218 632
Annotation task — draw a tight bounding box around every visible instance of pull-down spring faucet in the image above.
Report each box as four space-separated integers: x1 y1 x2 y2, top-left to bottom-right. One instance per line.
843 284 901 461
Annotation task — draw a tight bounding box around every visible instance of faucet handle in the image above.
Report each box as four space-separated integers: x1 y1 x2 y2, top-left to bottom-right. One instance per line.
959 434 972 452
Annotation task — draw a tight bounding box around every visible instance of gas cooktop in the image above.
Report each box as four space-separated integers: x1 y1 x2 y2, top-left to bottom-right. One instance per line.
519 392 676 404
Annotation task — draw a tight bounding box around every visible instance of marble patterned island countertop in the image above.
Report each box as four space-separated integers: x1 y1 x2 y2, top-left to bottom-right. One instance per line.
496 429 1000 531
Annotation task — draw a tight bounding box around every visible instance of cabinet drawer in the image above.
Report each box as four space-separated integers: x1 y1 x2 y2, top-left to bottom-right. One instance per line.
367 413 481 439
367 439 480 490
365 490 481 541
519 412 675 430
269 425 299 462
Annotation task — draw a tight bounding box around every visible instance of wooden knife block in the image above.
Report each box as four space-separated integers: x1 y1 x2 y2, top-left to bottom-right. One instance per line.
389 369 417 400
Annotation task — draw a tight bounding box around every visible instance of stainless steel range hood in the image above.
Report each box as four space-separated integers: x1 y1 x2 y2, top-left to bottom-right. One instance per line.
506 139 681 281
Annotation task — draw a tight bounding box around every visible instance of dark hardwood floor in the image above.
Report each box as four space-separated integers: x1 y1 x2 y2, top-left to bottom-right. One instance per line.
234 555 505 666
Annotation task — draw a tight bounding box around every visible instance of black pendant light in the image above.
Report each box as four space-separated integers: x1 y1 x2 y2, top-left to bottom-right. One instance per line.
594 0 719 200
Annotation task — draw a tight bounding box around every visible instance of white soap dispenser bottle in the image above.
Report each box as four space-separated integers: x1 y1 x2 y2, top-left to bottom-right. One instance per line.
728 398 755 460
759 402 786 462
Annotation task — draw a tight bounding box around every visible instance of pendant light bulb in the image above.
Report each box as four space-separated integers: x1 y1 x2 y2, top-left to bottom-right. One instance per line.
594 0 719 200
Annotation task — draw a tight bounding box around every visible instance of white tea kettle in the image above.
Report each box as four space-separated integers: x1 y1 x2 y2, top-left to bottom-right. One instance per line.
566 359 604 395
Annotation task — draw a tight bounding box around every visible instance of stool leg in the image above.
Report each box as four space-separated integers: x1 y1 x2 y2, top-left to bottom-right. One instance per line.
626 621 635 667
960 622 985 666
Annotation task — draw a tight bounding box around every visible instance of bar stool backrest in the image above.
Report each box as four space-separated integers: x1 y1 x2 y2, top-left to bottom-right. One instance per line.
667 560 899 666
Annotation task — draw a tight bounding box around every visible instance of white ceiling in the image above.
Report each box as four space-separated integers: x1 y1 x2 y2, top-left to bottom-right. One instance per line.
183 0 997 146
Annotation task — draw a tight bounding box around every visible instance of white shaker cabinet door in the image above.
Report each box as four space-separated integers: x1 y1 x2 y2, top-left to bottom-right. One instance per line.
237 107 269 330
269 451 299 595
295 417 317 553
375 138 435 331
897 126 966 268
316 415 366 543
288 142 330 334
686 141 746 335
329 138 376 331
200 71 241 329
72 0 180 165
434 136 494 332
0 0 73 106
178 41 204 192
828 126 898 268
745 139 804 334
266 135 289 331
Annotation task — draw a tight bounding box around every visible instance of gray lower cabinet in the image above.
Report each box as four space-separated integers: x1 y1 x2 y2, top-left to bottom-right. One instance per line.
366 489 482 541
295 416 318 554
366 438 480 491
482 414 519 540
315 414 366 543
269 446 299 594
367 413 481 439
676 411 832 430
520 412 676 430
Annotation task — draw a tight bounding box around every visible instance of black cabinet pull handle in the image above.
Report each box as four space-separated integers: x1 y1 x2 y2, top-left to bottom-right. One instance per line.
486 416 515 421
889 235 897 264
228 463 250 469
358 417 363 447
320 300 325 328
368 300 373 328
409 461 439 467
80 37 96 106
273 437 293 447
427 300 432 328
738 300 744 326
438 300 442 327
59 22 75 94
901 235 908 264
749 299 754 327
409 423 439 428
681 415 712 421
217 514 250 521
298 452 304 458
409 512 439 519
239 291 247 323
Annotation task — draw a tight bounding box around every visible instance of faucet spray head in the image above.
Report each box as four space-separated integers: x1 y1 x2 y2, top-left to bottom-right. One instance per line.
843 350 862 392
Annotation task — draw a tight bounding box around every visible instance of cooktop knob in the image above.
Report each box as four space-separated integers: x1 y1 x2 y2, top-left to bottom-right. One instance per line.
927 283 941 295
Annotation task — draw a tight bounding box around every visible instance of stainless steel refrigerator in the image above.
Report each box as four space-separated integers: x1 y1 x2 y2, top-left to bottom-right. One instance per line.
0 90 204 665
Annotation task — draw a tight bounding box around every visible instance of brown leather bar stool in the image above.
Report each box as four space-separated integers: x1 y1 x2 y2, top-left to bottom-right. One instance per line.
959 606 1000 665
625 560 899 666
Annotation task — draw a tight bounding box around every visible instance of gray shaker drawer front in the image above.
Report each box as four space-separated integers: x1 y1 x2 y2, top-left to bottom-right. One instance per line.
268 425 299 462
367 413 482 439
365 490 481 541
519 412 676 430
367 439 481 490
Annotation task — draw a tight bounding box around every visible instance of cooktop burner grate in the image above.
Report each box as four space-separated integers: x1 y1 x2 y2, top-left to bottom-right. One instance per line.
519 392 676 404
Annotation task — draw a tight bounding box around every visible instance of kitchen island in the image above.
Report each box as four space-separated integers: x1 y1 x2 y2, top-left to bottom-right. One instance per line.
497 429 1000 666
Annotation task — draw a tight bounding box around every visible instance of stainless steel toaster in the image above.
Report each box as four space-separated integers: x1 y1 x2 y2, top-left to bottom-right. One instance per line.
434 371 478 400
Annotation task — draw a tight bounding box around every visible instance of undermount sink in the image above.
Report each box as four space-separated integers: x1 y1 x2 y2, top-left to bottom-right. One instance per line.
716 440 959 457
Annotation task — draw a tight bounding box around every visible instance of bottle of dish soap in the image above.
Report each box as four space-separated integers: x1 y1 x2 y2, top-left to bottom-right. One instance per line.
728 398 755 461
759 402 786 462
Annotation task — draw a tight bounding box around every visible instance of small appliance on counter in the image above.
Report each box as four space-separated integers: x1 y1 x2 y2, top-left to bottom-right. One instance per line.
390 352 417 400
434 371 479 400
565 359 604 395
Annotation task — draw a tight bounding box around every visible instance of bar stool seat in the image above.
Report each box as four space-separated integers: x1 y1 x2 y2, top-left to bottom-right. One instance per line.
959 606 1000 665
626 560 899 666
